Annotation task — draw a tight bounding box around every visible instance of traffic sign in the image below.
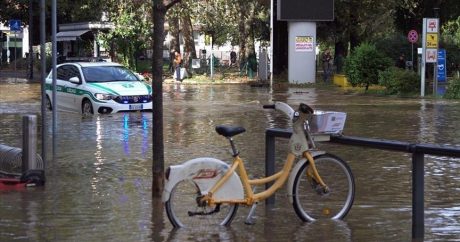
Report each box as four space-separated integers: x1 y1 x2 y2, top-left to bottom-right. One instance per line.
426 49 437 63
407 30 418 43
437 49 446 82
9 19 22 32
426 33 438 48
426 18 438 33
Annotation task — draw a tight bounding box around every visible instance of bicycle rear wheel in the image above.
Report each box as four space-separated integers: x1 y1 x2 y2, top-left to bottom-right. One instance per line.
292 153 355 221
165 179 239 228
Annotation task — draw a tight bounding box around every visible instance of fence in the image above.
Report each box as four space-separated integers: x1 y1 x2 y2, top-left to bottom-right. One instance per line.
264 128 460 241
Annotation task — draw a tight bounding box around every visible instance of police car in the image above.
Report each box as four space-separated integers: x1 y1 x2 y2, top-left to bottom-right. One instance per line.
45 62 152 115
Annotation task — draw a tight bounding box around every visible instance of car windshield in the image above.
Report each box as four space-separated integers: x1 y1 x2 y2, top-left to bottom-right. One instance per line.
82 66 139 83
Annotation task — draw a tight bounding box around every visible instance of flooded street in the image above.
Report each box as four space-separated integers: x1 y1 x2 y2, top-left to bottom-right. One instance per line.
1 82 460 241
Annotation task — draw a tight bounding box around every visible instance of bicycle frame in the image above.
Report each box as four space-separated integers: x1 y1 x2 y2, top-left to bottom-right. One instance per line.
201 103 329 206
203 152 296 206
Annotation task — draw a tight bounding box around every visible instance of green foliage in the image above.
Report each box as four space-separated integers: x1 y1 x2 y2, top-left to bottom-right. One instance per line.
444 77 460 99
441 17 460 75
99 0 152 70
378 67 420 95
344 43 392 90
374 33 413 63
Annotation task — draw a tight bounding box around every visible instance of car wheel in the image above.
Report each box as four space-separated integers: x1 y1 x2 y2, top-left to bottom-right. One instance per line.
82 99 94 116
46 95 52 111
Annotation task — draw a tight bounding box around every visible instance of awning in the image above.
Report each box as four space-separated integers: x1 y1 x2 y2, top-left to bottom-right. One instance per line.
56 30 90 41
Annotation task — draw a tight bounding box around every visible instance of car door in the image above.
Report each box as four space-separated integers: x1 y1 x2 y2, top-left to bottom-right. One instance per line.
64 65 83 112
56 65 71 111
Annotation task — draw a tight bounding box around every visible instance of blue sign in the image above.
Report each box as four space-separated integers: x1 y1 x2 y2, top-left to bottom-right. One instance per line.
9 19 21 32
437 49 446 82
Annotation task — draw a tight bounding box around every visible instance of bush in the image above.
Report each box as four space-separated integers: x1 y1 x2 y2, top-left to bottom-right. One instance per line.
378 67 420 95
344 43 392 91
444 77 460 99
374 33 413 65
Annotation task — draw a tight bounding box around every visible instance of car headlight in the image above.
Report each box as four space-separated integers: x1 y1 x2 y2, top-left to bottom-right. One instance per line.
95 93 116 100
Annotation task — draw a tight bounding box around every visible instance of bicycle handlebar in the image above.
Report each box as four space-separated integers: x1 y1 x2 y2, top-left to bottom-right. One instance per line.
263 102 313 115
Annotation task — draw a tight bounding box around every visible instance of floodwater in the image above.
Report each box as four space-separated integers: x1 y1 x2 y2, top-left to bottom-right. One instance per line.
1 82 460 241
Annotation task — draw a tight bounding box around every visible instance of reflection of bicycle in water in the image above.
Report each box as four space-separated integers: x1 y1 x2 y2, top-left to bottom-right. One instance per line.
162 102 355 228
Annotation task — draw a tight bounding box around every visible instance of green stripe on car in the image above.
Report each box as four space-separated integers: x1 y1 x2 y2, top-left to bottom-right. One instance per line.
45 83 106 103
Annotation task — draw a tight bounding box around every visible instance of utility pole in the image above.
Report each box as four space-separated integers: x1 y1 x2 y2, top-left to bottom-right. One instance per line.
29 0 34 80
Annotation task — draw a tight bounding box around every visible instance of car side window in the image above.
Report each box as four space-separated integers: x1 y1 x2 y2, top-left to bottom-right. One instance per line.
67 66 81 81
56 66 68 81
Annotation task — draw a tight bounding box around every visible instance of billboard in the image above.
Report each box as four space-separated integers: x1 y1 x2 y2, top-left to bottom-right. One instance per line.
277 0 334 21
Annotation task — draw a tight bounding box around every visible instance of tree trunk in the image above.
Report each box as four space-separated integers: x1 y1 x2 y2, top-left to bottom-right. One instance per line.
245 2 256 58
152 1 167 198
168 14 180 73
272 0 288 75
152 0 181 198
349 0 359 50
237 0 248 67
181 12 196 72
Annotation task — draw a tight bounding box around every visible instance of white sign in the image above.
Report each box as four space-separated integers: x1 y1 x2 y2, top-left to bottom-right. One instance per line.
426 18 439 33
295 36 314 52
426 48 437 63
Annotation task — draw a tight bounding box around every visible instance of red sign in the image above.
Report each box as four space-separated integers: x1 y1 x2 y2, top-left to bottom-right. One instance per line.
407 30 418 43
428 19 438 32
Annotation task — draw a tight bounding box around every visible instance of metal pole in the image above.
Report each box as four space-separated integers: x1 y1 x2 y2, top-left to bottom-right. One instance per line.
210 36 213 80
411 43 414 71
433 9 440 97
421 19 426 97
269 0 274 88
412 152 425 241
29 0 34 80
434 63 438 97
40 0 47 167
52 0 57 160
14 32 17 82
22 115 37 173
265 129 276 205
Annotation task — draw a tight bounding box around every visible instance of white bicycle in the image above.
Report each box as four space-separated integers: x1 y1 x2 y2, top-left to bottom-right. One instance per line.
162 102 355 228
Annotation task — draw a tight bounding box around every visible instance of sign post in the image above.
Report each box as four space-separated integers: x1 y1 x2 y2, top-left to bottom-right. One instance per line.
437 49 447 95
9 20 22 82
437 49 446 82
421 18 439 97
407 30 418 70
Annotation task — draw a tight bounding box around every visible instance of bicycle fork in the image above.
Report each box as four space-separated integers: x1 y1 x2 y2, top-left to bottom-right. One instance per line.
244 187 258 225
304 152 330 195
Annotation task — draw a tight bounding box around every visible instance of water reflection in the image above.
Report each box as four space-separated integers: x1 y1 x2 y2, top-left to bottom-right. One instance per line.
1 83 460 241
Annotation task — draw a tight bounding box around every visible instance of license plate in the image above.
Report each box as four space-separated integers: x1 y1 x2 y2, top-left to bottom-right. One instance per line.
129 104 143 110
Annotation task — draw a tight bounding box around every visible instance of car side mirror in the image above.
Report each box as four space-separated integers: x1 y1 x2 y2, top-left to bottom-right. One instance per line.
69 76 81 84
135 73 145 81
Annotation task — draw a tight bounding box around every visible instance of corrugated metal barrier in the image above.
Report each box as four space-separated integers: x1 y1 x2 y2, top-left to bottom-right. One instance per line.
0 144 44 176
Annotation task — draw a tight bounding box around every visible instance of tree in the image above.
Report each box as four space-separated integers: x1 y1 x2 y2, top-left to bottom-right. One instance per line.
394 0 460 34
179 4 197 72
166 11 180 74
344 42 392 91
152 0 181 197
317 0 398 58
100 0 151 70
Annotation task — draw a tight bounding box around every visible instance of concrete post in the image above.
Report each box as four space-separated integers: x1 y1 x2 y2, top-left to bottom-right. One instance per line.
22 115 37 173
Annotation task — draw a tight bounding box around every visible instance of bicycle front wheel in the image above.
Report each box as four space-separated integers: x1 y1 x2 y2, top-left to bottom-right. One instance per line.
292 153 355 221
165 179 239 228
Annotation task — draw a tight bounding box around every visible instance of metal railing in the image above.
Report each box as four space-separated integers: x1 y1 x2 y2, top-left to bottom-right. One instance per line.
264 128 460 241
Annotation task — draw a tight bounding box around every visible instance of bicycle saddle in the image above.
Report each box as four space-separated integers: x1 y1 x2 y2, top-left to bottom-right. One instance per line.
215 125 246 137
